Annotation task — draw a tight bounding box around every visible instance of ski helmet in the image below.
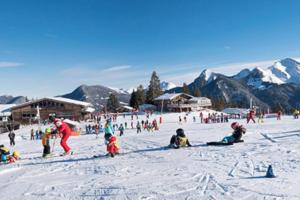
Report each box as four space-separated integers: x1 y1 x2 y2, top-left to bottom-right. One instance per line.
176 128 185 137
231 122 239 129
13 151 20 158
45 128 52 133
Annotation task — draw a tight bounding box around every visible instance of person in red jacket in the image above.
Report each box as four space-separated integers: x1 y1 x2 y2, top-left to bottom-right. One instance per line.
106 133 120 157
247 109 256 123
55 119 72 156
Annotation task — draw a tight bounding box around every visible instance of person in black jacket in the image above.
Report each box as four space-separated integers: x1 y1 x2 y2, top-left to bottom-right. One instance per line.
169 128 192 149
8 131 15 146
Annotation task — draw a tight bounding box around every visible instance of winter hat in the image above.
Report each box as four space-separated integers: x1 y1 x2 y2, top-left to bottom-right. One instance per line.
231 122 239 129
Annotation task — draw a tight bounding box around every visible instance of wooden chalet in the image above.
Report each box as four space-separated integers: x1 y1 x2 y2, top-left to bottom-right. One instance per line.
11 97 95 124
154 93 212 112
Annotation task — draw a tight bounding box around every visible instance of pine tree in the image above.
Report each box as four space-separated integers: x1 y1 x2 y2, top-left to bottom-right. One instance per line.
136 85 146 105
182 83 190 94
146 71 163 104
106 94 120 112
193 87 201 97
129 90 139 109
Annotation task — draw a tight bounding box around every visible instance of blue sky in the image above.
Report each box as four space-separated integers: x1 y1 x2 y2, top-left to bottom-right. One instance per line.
1 0 300 97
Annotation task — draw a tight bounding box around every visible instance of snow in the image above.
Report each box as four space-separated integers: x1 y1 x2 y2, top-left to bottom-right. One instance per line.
154 93 193 100
0 104 16 113
1 113 300 199
269 58 300 84
160 81 177 91
233 69 251 80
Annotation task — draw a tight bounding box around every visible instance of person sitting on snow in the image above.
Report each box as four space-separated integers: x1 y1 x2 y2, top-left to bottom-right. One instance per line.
7 151 20 163
105 133 120 157
42 128 52 158
0 145 10 162
222 122 246 143
169 128 192 149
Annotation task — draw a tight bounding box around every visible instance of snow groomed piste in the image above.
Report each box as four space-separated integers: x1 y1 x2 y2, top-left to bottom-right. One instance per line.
0 113 300 199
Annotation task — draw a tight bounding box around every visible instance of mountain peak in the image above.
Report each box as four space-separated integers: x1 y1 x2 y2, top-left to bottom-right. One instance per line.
160 81 177 91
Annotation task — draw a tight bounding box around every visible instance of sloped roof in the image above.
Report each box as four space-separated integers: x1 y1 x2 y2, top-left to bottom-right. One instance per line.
154 93 194 101
11 97 92 110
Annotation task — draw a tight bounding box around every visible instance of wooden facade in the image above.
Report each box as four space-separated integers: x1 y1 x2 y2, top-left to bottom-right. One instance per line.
11 98 93 124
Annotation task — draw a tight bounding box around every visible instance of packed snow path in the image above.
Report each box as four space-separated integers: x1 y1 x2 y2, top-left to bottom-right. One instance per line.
1 114 300 200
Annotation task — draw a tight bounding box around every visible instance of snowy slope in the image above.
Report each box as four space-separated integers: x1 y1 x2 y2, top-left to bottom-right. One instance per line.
1 113 300 199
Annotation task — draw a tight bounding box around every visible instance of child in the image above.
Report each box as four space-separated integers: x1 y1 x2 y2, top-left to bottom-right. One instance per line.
7 151 20 163
119 124 124 136
105 133 120 157
222 122 246 143
104 118 114 143
42 128 52 158
169 128 192 149
0 145 10 163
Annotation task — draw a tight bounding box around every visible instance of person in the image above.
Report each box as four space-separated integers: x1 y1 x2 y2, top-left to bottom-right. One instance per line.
0 145 10 163
8 131 15 146
293 109 299 119
258 112 264 123
119 124 124 136
30 129 35 140
247 109 256 123
136 121 142 133
42 128 52 158
7 151 20 163
35 130 40 140
105 133 120 157
222 122 246 143
54 119 72 156
277 110 282 120
104 118 114 143
169 128 192 149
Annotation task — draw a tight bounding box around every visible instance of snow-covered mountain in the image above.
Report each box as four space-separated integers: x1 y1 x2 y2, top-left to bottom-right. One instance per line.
160 81 177 91
167 58 300 111
269 58 300 84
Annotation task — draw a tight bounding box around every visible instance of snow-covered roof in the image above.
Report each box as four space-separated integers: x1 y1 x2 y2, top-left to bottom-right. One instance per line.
0 104 16 113
11 97 92 109
154 93 193 101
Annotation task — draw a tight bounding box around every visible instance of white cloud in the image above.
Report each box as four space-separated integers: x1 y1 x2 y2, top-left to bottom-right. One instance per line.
103 65 132 72
0 61 23 68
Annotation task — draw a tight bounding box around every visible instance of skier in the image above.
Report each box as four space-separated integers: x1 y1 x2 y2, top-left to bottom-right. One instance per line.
119 124 124 136
106 133 120 157
42 128 52 158
247 109 256 123
104 118 114 143
258 112 264 123
277 110 282 120
222 122 246 143
54 119 72 156
136 121 142 133
30 129 34 140
169 128 192 149
8 131 15 146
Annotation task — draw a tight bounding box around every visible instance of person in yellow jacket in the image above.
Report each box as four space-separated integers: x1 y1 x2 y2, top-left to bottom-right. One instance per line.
293 109 299 119
169 128 192 149
42 128 52 158
7 151 20 163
